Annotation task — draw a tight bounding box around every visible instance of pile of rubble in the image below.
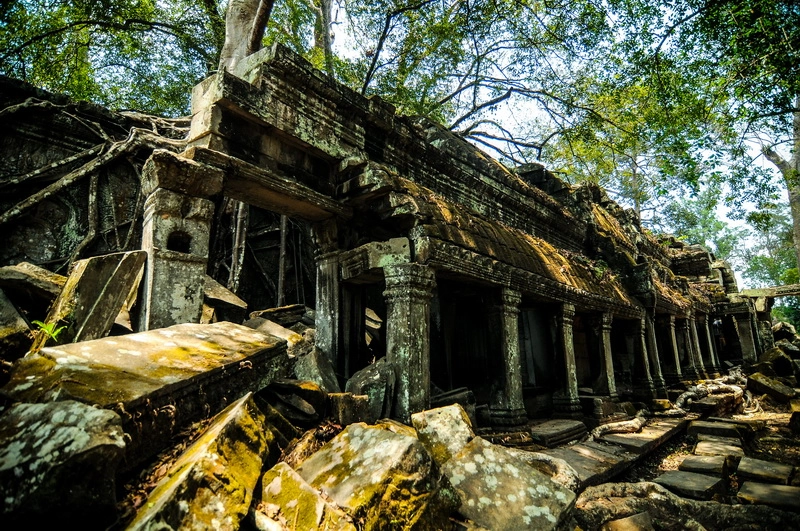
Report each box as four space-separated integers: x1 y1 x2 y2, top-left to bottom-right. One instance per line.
2 251 800 529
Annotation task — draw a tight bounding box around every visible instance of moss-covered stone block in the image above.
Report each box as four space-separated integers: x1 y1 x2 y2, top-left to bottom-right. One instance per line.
126 393 269 530
253 462 355 530
412 403 475 467
296 423 457 530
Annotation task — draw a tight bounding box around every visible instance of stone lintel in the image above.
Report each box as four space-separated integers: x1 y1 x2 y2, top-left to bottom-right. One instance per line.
184 146 352 221
339 238 411 282
142 149 224 198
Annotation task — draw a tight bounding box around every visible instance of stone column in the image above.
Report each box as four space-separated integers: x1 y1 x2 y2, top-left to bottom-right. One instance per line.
633 317 657 400
596 313 619 400
645 313 667 397
665 316 683 383
139 188 214 330
384 263 436 423
313 221 340 364
689 313 707 378
700 314 721 377
680 318 700 380
553 303 582 417
734 313 758 363
489 288 527 426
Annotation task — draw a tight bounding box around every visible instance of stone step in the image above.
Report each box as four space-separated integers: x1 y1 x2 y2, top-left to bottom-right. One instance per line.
707 416 765 432
678 455 728 477
736 457 794 485
737 482 800 511
653 470 724 500
599 419 686 455
528 419 587 447
545 447 615 486
696 433 742 446
693 440 744 458
687 420 744 439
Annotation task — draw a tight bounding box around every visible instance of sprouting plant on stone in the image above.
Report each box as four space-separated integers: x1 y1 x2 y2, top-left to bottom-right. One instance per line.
32 320 66 344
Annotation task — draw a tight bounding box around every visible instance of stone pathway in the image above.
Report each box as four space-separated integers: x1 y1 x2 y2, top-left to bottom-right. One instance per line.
539 417 691 489
535 412 799 514
647 417 800 510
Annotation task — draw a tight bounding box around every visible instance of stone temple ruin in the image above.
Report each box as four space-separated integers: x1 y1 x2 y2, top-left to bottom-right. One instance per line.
1 44 799 529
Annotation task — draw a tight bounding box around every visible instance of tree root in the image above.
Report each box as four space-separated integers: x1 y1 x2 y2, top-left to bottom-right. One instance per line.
0 127 185 228
574 481 800 530
590 409 648 439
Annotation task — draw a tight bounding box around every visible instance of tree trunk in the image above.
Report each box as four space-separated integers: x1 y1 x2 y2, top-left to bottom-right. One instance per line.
763 94 800 269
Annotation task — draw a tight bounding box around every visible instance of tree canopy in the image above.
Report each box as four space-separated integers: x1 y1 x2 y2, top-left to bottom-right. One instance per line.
2 0 800 284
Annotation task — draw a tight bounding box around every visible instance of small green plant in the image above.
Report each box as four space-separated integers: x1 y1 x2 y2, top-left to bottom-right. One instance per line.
32 320 67 345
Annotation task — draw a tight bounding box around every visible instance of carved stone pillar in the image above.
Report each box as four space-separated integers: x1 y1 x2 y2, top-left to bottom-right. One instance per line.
139 188 214 330
645 313 667 398
682 316 701 380
489 288 527 426
633 317 656 400
700 314 721 377
313 221 341 368
663 315 683 384
384 263 436 423
734 313 758 363
595 313 619 400
689 313 707 378
553 303 582 417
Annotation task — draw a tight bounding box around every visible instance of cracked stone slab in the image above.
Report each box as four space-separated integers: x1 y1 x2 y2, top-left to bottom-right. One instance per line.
653 470 724 500
442 436 576 530
2 321 289 468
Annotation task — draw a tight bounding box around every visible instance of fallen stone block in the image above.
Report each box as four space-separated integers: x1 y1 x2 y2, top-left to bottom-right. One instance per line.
772 322 797 342
760 347 795 377
296 423 457 530
3 321 290 468
0 261 66 317
653 470 723 500
776 337 800 357
529 418 588 447
412 403 475 467
294 346 341 393
678 455 728 477
260 378 326 428
0 401 126 527
748 372 796 403
203 274 247 323
244 316 306 354
737 457 793 485
0 288 31 362
737 482 800 512
252 462 355 530
250 304 308 327
30 250 146 352
345 356 395 421
600 511 655 531
442 436 576 530
328 392 372 425
790 412 800 435
126 393 270 531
